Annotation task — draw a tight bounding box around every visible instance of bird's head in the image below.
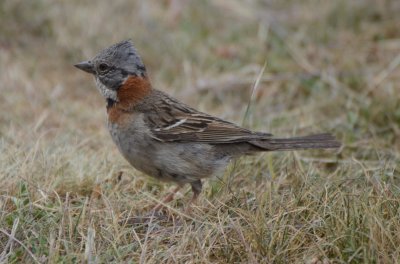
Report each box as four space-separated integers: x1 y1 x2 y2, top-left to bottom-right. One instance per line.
75 40 148 104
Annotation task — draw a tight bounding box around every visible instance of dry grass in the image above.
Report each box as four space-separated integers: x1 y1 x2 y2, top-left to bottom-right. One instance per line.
1 0 400 263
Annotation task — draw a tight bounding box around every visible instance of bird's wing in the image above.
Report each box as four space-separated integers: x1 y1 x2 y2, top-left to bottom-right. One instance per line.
143 93 272 143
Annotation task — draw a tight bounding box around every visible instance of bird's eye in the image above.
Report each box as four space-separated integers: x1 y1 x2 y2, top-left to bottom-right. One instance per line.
98 63 109 73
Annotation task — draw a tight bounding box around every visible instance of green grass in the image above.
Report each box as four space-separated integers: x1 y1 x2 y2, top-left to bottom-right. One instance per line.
1 0 400 262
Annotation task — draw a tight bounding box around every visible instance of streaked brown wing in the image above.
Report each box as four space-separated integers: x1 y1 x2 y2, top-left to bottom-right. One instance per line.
144 94 272 143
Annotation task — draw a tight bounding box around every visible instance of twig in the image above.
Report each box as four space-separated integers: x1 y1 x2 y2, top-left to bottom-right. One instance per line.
84 226 96 264
226 61 268 192
0 226 40 264
242 60 268 125
0 218 19 262
368 53 400 92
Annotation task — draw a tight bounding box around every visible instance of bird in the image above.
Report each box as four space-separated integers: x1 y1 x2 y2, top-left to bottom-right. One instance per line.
74 40 340 211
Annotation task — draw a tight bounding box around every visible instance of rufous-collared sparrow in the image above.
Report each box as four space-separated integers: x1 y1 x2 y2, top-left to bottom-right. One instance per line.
75 40 340 210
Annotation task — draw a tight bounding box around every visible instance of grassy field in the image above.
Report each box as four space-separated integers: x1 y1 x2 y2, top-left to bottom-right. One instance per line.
1 0 400 263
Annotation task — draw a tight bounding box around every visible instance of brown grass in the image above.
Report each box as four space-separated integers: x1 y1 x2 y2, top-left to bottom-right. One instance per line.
1 0 399 263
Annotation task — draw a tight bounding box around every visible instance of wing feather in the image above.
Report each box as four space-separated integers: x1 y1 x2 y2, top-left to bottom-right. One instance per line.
143 92 272 143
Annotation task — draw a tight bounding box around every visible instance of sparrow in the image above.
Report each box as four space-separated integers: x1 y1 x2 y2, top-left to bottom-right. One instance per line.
74 40 340 210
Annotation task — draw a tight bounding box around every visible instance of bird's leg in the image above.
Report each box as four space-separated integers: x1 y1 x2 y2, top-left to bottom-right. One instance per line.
185 180 202 214
153 185 182 212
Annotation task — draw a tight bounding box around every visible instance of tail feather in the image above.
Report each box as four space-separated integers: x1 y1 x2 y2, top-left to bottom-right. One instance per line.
250 133 341 151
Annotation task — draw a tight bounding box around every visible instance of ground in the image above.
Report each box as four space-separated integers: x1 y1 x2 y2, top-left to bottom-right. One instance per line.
0 0 399 263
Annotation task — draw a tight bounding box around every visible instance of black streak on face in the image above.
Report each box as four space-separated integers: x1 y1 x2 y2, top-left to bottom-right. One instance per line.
106 98 116 109
137 64 146 72
120 69 130 78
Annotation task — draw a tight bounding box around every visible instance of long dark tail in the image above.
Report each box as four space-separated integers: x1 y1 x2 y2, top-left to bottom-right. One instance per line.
250 133 341 151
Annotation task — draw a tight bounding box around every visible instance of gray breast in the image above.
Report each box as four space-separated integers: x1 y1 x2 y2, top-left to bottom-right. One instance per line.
107 114 231 184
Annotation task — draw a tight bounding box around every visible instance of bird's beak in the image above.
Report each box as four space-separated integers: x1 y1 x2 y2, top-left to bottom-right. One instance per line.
74 60 95 74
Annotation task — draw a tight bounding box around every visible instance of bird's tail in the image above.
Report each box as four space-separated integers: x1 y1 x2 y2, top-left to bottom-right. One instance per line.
250 133 341 151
